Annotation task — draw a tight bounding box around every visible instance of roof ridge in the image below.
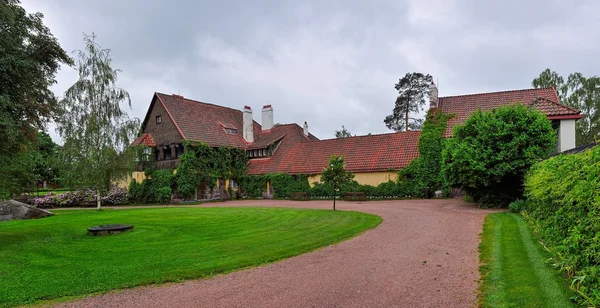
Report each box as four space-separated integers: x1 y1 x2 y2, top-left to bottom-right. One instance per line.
440 87 556 100
156 92 243 114
308 130 420 143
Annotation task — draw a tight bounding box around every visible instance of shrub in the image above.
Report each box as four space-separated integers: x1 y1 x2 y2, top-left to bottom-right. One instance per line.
508 199 526 213
156 187 172 204
33 188 98 207
128 169 175 204
442 104 556 208
102 187 128 205
523 145 600 306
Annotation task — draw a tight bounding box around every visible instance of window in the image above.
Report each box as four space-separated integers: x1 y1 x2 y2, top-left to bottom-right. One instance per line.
262 148 267 156
224 128 237 134
156 115 162 124
230 179 238 189
164 146 172 160
142 147 152 161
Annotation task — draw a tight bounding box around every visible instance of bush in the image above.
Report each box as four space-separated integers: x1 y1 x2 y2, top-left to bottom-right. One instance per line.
33 188 98 207
156 187 172 204
128 169 175 204
102 187 128 205
523 146 600 306
442 104 556 208
508 199 526 213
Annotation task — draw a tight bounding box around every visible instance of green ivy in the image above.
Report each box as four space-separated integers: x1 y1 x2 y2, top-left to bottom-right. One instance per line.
398 109 453 195
176 141 248 199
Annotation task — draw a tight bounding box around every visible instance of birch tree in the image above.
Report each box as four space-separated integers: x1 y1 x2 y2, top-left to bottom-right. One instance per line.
57 33 139 209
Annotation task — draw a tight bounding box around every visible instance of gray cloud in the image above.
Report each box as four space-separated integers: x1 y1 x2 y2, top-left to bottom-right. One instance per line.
22 0 600 141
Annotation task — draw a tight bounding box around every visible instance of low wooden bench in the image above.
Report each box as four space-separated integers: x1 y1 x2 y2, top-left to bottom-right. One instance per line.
344 192 366 201
290 192 310 201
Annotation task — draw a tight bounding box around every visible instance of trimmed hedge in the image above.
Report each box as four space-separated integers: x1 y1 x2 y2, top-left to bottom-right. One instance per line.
523 145 600 306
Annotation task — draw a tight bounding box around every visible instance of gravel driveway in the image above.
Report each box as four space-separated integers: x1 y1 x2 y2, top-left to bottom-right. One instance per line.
58 199 492 308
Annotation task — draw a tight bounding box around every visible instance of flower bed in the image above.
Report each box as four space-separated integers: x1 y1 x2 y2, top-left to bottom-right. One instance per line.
34 188 128 208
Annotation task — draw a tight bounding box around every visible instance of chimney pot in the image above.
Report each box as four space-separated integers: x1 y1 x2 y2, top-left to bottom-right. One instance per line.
303 121 309 136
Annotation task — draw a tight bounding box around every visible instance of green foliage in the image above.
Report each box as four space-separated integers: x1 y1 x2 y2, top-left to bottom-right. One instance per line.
267 173 310 198
56 33 139 208
175 142 248 199
532 69 600 145
0 207 381 307
384 72 433 131
334 125 352 138
523 145 600 306
128 169 174 204
0 0 72 198
238 175 267 198
399 109 452 195
156 187 172 204
508 199 527 213
442 104 556 208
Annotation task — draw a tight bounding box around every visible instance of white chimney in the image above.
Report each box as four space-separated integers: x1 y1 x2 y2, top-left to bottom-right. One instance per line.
429 81 438 109
261 105 273 130
243 106 254 143
303 121 309 137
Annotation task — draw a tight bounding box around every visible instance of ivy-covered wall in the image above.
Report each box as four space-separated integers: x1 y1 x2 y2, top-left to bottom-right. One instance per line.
398 109 453 195
176 141 248 199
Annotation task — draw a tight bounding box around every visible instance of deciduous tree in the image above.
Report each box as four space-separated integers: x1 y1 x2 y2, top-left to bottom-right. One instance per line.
384 72 433 132
442 105 555 208
321 155 354 210
532 69 600 145
57 33 139 209
0 0 72 197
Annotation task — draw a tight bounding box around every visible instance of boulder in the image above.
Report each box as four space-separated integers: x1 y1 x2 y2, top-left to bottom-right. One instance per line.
0 200 54 221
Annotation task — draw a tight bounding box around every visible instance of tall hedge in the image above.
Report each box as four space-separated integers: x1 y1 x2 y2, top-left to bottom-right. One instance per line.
524 146 600 306
442 104 556 207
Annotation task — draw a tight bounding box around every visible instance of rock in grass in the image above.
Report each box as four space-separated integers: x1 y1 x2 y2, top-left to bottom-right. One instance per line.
0 200 54 221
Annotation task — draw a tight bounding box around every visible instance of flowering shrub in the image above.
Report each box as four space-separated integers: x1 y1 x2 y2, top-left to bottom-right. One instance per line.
102 187 128 205
33 188 128 207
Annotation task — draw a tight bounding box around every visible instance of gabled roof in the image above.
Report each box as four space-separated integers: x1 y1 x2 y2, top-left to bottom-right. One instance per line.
150 93 262 148
248 131 420 175
131 133 156 147
439 87 582 136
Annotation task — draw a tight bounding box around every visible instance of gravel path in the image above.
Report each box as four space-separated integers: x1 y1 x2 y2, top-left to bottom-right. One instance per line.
58 199 493 308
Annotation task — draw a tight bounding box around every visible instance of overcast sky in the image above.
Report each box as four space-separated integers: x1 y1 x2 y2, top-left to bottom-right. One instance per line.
22 0 600 142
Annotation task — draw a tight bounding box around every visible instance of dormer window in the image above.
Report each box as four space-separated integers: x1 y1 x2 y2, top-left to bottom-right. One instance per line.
156 115 162 124
224 128 237 134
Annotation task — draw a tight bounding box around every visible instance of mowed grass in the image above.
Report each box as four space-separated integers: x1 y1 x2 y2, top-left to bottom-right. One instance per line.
479 213 575 308
0 207 381 307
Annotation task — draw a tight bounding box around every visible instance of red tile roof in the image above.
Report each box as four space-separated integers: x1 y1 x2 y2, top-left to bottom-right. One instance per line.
439 87 582 136
131 133 156 147
248 131 420 175
155 93 262 148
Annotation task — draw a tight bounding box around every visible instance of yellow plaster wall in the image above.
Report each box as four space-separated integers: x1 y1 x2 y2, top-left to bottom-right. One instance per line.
308 171 398 187
114 171 147 189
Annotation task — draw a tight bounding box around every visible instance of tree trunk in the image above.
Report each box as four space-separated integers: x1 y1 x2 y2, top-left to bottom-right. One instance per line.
96 190 102 210
405 108 409 132
333 192 336 211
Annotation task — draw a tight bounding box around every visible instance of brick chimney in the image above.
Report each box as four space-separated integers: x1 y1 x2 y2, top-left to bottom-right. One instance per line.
261 105 273 131
429 81 438 109
303 121 309 137
243 106 254 143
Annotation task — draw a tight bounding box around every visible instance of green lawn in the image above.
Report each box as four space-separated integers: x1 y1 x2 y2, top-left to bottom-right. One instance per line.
479 213 575 307
0 207 381 307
